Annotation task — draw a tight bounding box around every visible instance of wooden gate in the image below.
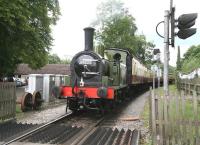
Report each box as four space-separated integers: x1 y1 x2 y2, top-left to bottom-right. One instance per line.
0 82 16 121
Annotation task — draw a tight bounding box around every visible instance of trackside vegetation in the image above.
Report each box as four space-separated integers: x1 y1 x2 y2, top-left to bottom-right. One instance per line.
0 0 60 77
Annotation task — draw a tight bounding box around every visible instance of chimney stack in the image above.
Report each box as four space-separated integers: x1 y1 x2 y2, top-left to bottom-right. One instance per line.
84 27 95 51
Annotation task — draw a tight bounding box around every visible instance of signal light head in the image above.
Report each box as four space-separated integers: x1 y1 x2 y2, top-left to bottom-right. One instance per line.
177 13 198 39
178 13 198 29
177 28 197 39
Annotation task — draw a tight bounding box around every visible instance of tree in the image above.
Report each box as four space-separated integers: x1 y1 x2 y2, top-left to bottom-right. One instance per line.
61 58 71 64
0 0 60 77
96 15 137 50
134 35 155 65
48 53 71 64
93 0 154 64
92 0 126 28
48 54 61 64
181 45 200 73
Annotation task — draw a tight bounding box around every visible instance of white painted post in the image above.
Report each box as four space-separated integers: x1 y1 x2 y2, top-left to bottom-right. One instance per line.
164 10 170 96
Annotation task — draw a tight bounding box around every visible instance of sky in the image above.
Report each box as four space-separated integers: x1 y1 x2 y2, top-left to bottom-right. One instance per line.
51 0 200 66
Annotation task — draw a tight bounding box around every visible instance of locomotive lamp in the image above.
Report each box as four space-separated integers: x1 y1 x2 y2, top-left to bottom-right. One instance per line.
80 77 84 87
97 87 108 98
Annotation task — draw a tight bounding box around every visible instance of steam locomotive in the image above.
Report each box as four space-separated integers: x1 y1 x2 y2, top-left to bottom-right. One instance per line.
62 27 154 112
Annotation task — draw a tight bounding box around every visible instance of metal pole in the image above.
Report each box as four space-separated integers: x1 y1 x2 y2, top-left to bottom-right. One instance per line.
164 10 170 96
158 65 160 88
170 0 173 12
153 72 155 90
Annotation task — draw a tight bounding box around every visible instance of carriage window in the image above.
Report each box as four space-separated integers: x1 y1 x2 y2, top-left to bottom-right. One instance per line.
104 49 127 64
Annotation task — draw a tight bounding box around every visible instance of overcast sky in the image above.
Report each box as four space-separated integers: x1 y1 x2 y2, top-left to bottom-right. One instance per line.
52 0 200 66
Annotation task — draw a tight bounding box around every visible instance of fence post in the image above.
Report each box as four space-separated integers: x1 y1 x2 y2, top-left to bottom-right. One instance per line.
192 88 199 145
150 87 157 145
158 95 163 144
149 87 152 135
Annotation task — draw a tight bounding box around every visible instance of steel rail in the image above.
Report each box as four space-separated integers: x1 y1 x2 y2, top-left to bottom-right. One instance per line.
63 115 140 145
3 111 73 145
63 117 105 145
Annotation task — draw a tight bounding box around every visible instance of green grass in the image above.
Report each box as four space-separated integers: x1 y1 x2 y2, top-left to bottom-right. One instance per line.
155 85 177 96
155 85 200 120
140 94 152 145
141 100 149 128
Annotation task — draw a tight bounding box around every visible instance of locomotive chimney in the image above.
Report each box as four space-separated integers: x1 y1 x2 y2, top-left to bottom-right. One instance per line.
84 27 95 51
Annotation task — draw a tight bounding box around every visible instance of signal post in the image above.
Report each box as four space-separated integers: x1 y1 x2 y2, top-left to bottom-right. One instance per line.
164 10 170 96
162 0 198 96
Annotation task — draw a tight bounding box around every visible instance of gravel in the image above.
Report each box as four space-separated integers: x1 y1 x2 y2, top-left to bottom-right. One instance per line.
103 91 150 130
17 104 67 124
15 90 150 144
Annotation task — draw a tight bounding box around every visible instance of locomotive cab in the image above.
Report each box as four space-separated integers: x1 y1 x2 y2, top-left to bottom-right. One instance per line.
104 48 132 86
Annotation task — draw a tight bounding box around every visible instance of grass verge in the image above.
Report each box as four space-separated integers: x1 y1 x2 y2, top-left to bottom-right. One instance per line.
16 104 22 114
140 98 152 145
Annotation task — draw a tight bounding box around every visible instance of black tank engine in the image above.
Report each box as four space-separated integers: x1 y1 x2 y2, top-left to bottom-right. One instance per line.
61 27 150 113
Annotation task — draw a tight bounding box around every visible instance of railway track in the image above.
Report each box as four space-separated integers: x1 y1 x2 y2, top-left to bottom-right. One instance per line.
1 112 73 145
1 111 140 145
0 121 39 144
68 116 140 145
1 96 141 145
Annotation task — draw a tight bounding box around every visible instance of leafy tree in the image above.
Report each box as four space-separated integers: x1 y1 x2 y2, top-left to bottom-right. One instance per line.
159 64 175 75
48 53 71 64
93 0 154 64
96 15 137 50
181 45 200 73
92 0 126 28
0 0 60 77
61 58 71 64
134 35 155 65
48 54 61 64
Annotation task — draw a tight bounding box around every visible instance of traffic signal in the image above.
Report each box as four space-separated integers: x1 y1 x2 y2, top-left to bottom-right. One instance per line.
170 7 175 47
170 8 198 46
177 13 197 39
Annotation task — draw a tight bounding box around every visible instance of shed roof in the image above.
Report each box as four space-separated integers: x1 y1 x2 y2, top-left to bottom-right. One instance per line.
15 64 70 75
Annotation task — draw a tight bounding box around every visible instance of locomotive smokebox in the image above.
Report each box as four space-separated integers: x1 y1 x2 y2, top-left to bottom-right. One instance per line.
84 27 95 51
